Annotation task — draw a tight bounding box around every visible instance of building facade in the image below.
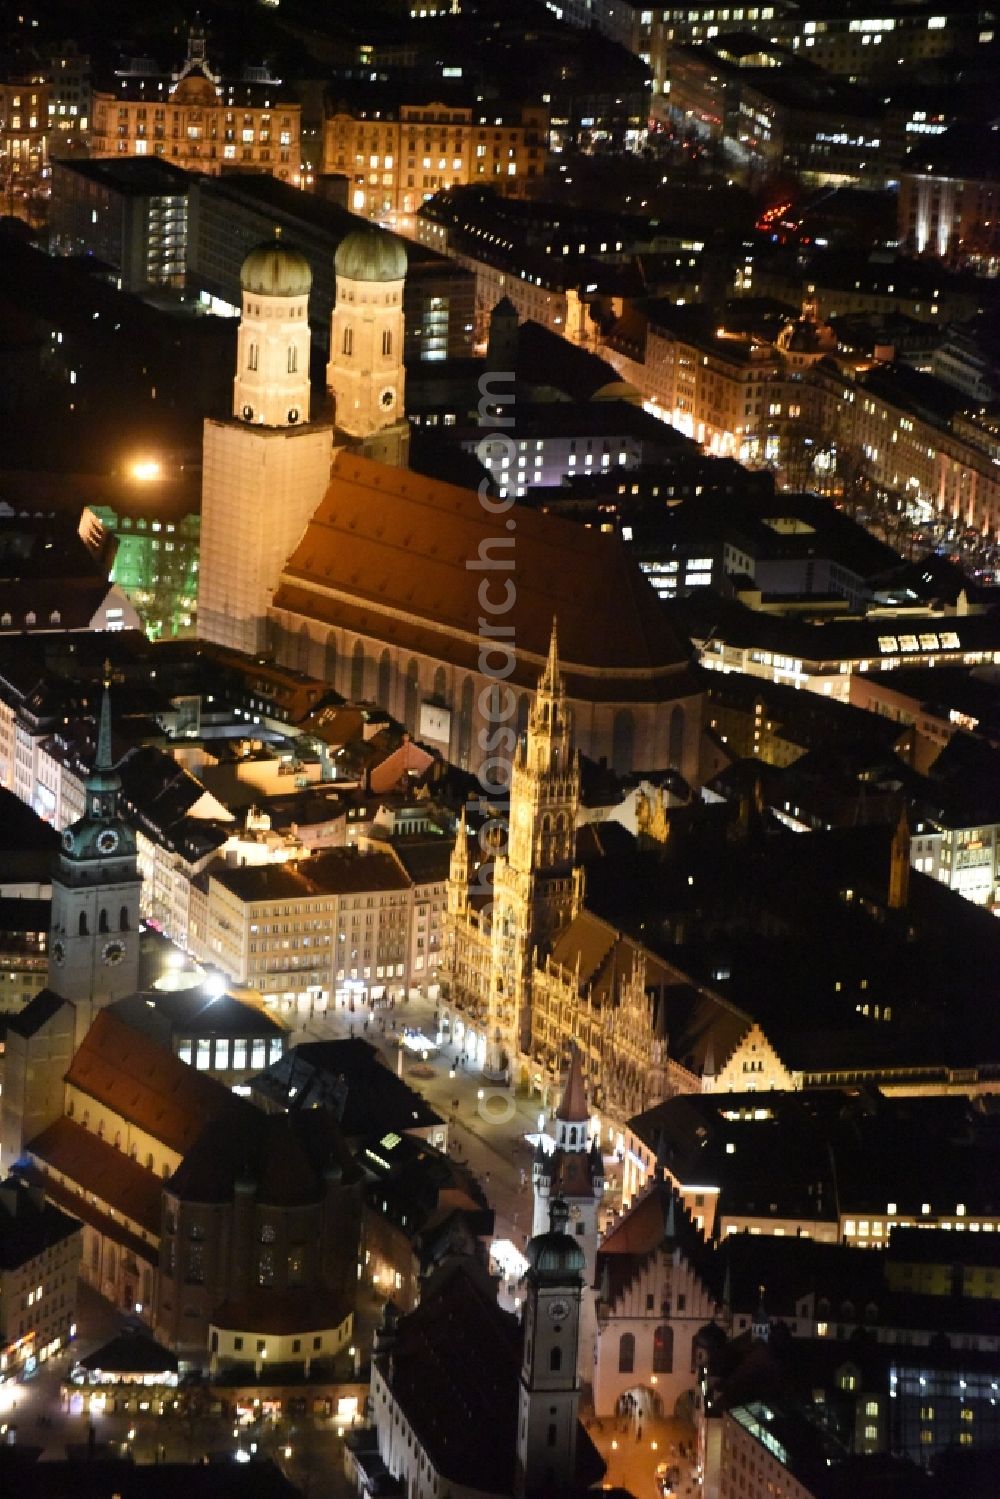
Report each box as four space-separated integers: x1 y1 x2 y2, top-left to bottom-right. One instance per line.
592 1181 721 1420
89 28 301 184
323 100 547 220
0 75 50 188
0 1177 81 1377
195 847 416 1015
50 158 190 292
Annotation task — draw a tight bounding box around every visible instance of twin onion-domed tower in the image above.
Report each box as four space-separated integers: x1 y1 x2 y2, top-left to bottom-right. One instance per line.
233 236 314 429
198 223 409 652
327 224 408 462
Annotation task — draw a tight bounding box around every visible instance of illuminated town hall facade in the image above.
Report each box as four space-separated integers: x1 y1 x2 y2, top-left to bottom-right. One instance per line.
442 627 679 1121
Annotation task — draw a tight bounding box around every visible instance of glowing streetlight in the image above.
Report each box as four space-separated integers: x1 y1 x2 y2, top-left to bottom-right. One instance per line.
132 459 163 482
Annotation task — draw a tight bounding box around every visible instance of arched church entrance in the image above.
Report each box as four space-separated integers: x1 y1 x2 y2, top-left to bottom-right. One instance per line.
616 1386 665 1420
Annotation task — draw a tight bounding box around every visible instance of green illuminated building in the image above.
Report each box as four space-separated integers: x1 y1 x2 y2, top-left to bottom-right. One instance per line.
91 501 200 640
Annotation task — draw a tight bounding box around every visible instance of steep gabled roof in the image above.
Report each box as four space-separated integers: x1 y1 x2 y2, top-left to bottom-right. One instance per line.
28 1115 162 1235
274 453 694 701
597 1178 720 1302
556 1043 590 1123
376 1261 535 1493
66 1010 248 1156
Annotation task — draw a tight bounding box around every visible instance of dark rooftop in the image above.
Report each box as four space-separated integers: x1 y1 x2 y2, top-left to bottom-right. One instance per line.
52 156 194 198
0 1176 80 1270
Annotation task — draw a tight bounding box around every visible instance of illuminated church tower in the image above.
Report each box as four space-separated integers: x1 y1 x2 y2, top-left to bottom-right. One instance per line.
484 621 584 1082
49 682 141 1044
327 225 410 467
515 1199 585 1498
533 1045 604 1379
198 236 333 653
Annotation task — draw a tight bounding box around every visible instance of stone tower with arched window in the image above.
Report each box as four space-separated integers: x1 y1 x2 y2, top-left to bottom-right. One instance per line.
327 226 409 467
515 1199 585 1498
48 683 142 1044
484 621 584 1082
533 1044 605 1381
232 236 313 429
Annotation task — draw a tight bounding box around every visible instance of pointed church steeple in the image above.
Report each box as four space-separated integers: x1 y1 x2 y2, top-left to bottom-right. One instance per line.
85 672 124 823
96 670 114 775
555 1043 589 1141
452 805 469 875
539 616 561 700
447 805 470 920
49 671 142 1032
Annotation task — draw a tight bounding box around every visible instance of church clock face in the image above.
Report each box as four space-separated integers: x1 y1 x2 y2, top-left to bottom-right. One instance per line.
380 386 396 411
51 939 65 966
548 1297 571 1322
101 940 126 967
96 828 120 855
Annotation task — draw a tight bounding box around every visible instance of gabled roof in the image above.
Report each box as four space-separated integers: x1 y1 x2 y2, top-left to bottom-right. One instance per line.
252 1039 444 1139
79 1328 178 1375
377 1261 527 1493
0 1176 80 1269
597 1178 720 1302
549 910 675 1024
5 989 73 1039
274 452 694 702
167 1105 360 1207
27 1115 163 1235
66 1010 247 1157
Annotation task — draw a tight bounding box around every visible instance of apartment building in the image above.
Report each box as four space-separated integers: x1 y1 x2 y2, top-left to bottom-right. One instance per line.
323 99 547 219
90 29 300 184
196 846 419 1014
0 75 50 186
0 1177 81 1376
611 304 783 462
602 300 1000 536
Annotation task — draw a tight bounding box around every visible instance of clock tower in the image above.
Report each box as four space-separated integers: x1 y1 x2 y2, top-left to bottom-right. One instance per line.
327 224 410 467
515 1198 584 1498
49 681 141 1042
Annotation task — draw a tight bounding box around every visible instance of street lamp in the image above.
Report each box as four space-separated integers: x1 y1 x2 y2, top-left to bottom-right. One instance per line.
131 459 163 482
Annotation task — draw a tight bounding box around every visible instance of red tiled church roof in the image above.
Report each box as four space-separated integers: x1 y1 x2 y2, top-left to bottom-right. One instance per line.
273 453 695 698
66 1011 248 1157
